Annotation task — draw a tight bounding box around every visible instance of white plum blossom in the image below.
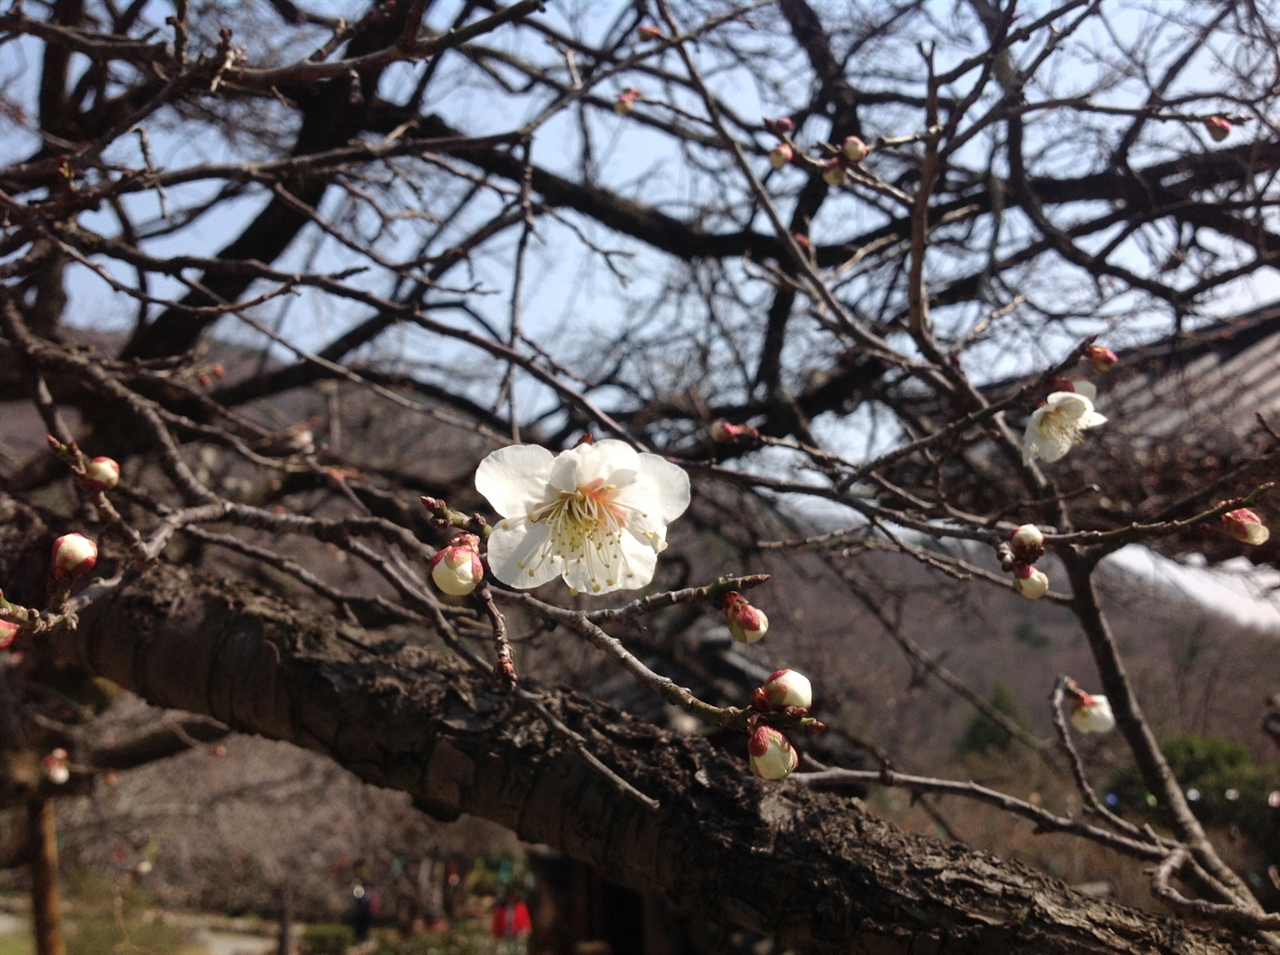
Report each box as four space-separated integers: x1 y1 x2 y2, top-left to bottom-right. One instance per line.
476 440 690 594
1070 694 1116 734
1022 391 1107 465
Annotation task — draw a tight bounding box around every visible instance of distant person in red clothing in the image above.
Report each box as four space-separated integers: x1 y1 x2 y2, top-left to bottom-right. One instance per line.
491 890 532 954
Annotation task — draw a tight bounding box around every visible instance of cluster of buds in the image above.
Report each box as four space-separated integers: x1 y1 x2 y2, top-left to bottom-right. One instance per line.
1084 344 1118 373
43 749 70 786
709 419 762 445
721 591 768 643
614 87 643 116
196 362 227 388
429 534 484 596
1204 115 1232 142
1064 679 1116 734
820 136 870 186
1222 507 1270 546
764 116 796 171
1006 524 1048 600
52 533 98 581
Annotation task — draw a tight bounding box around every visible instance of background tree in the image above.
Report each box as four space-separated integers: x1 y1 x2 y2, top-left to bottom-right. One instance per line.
2 1 1280 953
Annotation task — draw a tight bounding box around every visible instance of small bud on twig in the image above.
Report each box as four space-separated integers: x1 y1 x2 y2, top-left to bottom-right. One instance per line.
52 534 97 581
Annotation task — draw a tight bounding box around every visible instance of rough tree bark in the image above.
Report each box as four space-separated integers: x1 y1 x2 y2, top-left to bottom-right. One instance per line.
0 497 1263 955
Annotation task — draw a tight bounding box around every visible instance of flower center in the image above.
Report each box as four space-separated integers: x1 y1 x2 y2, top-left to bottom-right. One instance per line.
1038 407 1080 443
528 478 626 551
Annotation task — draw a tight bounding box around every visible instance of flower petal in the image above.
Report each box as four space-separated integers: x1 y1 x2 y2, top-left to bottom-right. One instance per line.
549 440 641 492
622 454 691 524
485 520 561 589
476 445 556 518
615 531 659 588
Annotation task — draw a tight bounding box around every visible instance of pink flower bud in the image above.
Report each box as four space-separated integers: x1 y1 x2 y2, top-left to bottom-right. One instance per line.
42 749 69 785
614 88 642 116
758 669 812 711
1222 508 1270 546
429 533 483 596
793 232 811 250
0 620 18 649
1069 693 1116 734
748 726 798 780
841 136 868 162
821 158 846 186
637 25 663 39
1013 564 1049 600
1085 345 1118 373
722 591 768 643
84 456 120 491
1204 116 1231 142
52 533 97 581
768 143 793 170
769 117 794 134
1009 524 1045 563
709 420 761 443
1049 377 1096 401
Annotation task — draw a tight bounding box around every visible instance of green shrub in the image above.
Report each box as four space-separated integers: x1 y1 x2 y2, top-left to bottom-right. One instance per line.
958 680 1029 755
1012 618 1049 649
301 923 356 955
1107 734 1280 848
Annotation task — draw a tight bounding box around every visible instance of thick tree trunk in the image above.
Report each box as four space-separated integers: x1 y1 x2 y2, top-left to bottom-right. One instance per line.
0 496 1264 953
29 796 65 955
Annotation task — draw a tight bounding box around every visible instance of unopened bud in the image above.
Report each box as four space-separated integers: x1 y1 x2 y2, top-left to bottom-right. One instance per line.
1009 524 1045 563
614 88 642 116
1049 377 1096 401
758 669 812 711
1222 508 1270 546
1013 564 1049 600
822 158 846 186
769 143 793 170
747 726 798 780
841 136 868 162
1085 345 1118 373
637 25 663 39
84 456 120 491
52 533 97 581
709 420 761 443
1204 115 1231 142
429 534 484 596
43 749 69 785
793 232 811 250
0 620 18 649
769 116 794 134
1069 693 1116 734
722 591 768 643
